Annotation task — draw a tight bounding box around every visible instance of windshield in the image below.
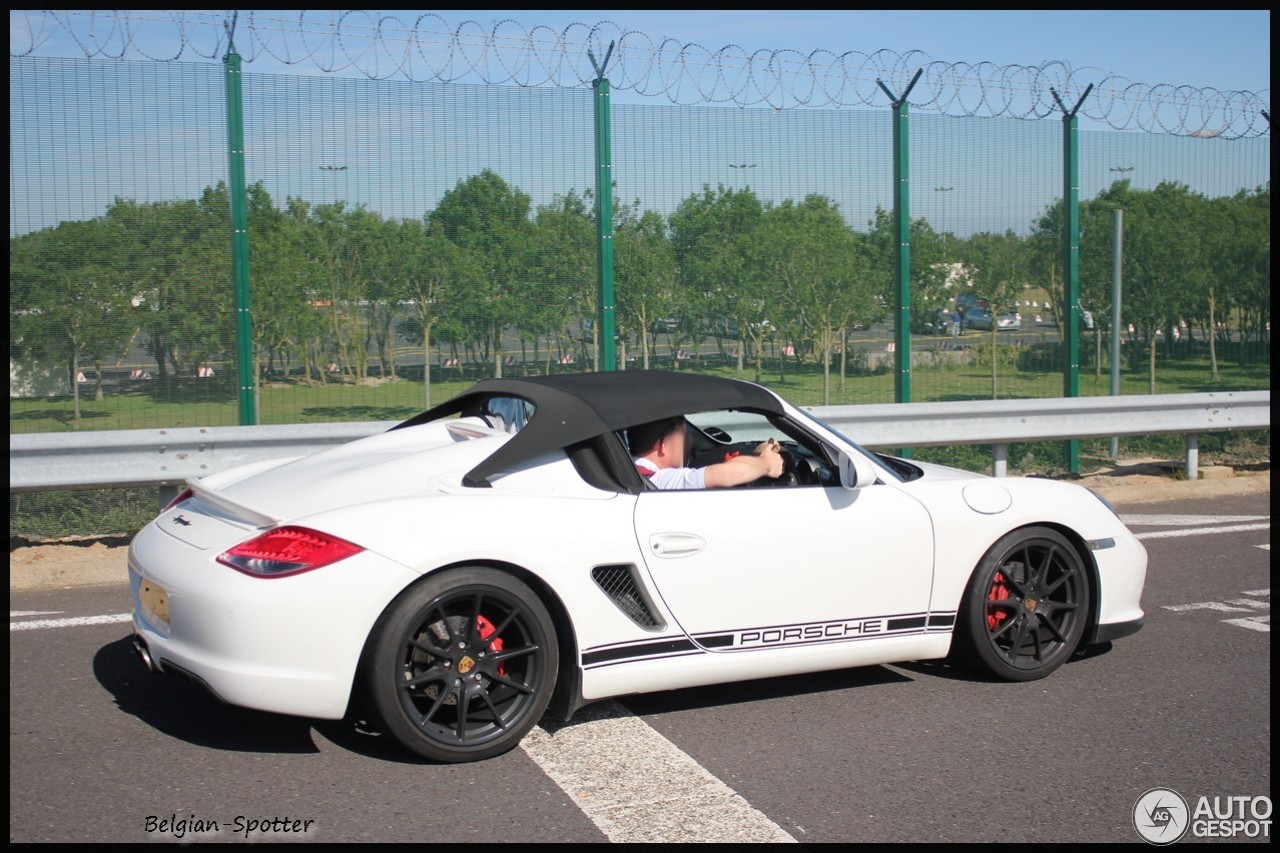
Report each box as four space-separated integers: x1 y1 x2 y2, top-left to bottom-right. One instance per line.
789 407 907 483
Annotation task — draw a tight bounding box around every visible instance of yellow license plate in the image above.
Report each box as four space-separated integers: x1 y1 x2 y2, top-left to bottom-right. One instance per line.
138 578 170 628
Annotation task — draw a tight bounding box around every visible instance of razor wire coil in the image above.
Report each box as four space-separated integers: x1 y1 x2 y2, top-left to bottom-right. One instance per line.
8 9 1271 138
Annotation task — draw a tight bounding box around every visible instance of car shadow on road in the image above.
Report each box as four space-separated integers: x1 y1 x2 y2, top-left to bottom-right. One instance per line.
93 636 323 754
614 664 913 719
890 641 1117 682
93 635 464 764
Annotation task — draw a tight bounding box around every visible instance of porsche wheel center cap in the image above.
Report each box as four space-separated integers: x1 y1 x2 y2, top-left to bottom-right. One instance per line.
1024 598 1038 613
458 655 476 674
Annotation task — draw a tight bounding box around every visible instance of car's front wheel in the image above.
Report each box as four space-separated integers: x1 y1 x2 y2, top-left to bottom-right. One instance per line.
363 567 558 762
954 526 1090 681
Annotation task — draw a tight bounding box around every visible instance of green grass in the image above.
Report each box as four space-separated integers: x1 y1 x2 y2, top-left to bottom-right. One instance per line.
9 348 1269 433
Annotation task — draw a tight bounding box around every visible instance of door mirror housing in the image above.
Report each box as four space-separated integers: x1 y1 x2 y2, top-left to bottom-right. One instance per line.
837 450 879 490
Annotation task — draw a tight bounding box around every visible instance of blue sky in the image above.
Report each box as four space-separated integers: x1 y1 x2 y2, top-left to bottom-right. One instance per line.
438 9 1271 95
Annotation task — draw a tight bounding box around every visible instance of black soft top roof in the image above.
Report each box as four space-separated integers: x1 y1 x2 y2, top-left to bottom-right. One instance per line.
393 370 783 486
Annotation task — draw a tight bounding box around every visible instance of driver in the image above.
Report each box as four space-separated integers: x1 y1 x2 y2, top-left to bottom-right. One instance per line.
628 416 784 489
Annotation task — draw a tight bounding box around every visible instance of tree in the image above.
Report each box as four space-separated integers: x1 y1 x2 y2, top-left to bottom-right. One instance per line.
252 197 328 388
10 217 133 425
526 191 595 369
965 229 1030 398
668 185 765 370
1109 183 1207 392
614 203 679 370
392 220 484 407
427 170 533 377
744 195 875 402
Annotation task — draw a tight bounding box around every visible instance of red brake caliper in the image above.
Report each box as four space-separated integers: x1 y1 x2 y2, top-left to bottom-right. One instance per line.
986 571 1011 630
476 614 505 675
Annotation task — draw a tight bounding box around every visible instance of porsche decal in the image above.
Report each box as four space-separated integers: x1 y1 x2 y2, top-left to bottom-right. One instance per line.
582 611 958 669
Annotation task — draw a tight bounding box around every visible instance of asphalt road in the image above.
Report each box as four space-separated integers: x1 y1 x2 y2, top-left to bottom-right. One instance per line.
9 489 1270 843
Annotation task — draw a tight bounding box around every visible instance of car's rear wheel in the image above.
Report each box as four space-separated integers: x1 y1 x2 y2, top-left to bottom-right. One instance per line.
954 527 1090 681
364 567 558 762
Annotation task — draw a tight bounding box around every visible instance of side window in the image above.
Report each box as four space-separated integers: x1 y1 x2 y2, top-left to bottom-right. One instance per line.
484 396 534 433
684 410 838 487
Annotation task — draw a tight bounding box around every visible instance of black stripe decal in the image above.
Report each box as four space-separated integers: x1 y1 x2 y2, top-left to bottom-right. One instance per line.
927 612 956 629
582 610 952 667
582 637 697 667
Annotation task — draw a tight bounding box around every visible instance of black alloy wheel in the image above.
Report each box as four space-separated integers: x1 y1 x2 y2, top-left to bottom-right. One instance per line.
365 567 558 763
956 526 1091 682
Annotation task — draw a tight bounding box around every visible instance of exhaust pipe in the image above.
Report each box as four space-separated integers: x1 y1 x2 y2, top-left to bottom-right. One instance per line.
132 635 159 672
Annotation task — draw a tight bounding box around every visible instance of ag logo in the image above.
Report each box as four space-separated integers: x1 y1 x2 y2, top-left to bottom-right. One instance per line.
1134 787 1190 845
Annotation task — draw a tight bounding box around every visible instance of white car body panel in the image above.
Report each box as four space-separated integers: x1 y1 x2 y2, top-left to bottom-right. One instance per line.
634 484 935 635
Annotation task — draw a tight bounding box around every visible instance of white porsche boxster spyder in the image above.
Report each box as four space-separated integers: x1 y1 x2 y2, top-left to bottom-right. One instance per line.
128 371 1146 763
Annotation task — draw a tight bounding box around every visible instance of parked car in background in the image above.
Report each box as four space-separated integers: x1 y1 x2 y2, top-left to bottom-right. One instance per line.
964 306 992 330
996 311 1022 330
965 306 1021 331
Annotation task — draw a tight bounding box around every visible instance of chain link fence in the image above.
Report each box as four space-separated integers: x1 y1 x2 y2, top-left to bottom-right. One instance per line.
9 13 1270 536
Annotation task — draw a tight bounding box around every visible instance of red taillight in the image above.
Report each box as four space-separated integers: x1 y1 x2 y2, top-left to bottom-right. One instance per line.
217 526 364 578
164 487 195 512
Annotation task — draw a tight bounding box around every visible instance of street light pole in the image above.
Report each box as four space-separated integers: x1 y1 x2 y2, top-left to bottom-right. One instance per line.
934 186 954 283
729 163 756 189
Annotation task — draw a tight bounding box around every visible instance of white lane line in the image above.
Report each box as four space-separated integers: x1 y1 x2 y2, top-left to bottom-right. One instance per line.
10 613 132 632
1222 616 1270 632
1134 522 1270 541
1121 514 1268 526
10 610 64 617
521 699 797 843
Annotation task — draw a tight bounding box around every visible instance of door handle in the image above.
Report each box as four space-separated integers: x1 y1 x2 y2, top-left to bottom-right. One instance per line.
649 533 706 557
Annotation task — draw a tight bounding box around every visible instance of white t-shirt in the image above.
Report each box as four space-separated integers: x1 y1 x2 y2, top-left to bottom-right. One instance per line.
633 457 706 490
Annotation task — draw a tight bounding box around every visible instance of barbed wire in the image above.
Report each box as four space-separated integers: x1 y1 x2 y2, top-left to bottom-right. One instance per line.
9 9 1271 139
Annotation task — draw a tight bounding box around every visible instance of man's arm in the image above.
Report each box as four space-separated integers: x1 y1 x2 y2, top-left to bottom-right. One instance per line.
702 439 784 487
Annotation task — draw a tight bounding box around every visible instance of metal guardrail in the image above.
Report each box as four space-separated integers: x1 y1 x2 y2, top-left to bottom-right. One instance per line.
9 392 1270 499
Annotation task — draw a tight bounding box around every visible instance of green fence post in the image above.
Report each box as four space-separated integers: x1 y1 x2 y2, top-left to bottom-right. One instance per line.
1051 85 1092 473
223 23 256 424
590 43 617 372
878 72 922 408
878 71 922 458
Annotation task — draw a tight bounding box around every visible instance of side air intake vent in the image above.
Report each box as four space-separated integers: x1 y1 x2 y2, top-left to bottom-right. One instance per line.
591 564 664 630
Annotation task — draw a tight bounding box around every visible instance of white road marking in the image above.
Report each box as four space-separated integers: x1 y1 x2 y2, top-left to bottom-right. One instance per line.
10 610 64 617
1134 522 1269 541
10 613 132 632
1121 514 1268 526
1224 598 1271 609
1259 545 1271 551
521 699 797 843
1222 616 1270 632
1165 602 1254 613
1165 590 1269 632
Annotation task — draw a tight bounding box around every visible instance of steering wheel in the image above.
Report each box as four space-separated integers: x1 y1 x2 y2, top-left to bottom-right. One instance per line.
768 447 799 487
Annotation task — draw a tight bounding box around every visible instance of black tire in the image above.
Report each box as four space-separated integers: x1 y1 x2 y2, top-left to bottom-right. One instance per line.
954 527 1090 682
364 567 558 763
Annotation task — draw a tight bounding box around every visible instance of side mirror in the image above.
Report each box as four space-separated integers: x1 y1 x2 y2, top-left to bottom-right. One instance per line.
837 450 879 490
